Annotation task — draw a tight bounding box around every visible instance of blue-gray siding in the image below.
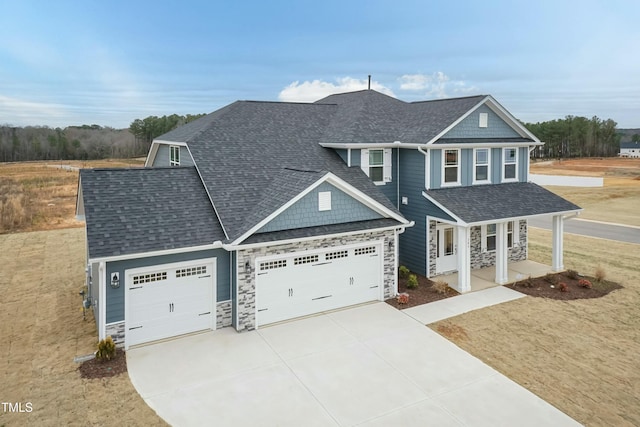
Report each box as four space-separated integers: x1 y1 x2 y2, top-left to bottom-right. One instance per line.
430 149 441 189
335 149 348 164
152 144 195 167
257 182 383 233
491 147 502 183
398 149 427 276
351 149 361 167
519 147 528 181
443 104 520 139
105 248 231 324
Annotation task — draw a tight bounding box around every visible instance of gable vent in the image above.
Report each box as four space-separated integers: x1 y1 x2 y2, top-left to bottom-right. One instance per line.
318 191 331 211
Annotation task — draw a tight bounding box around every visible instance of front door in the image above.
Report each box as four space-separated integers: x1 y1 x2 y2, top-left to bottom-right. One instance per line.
436 224 457 273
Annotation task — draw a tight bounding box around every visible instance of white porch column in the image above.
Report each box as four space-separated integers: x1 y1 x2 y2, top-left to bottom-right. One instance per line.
456 226 471 293
495 222 509 284
552 215 564 271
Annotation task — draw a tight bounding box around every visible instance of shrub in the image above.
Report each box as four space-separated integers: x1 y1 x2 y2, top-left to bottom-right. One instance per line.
566 269 580 280
544 273 559 285
396 293 409 304
406 274 418 289
594 265 606 282
96 336 116 361
578 279 592 289
433 280 449 295
559 282 569 292
398 265 410 279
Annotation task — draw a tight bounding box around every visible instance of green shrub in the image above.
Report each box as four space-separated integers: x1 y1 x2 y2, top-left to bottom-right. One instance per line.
96 336 116 361
399 265 410 279
406 274 418 289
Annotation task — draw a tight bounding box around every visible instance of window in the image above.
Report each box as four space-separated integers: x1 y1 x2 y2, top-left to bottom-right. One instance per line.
479 113 488 128
443 149 460 185
170 146 180 166
176 265 207 278
369 149 384 182
354 246 376 256
132 271 167 285
503 148 517 181
259 260 287 271
294 255 319 265
318 191 331 211
325 250 348 260
482 221 517 252
474 148 490 183
360 148 392 183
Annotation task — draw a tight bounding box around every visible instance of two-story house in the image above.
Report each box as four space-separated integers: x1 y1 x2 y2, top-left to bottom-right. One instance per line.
77 89 580 349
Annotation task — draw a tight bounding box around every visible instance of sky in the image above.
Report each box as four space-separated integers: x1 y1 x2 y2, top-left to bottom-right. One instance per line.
1 0 639 129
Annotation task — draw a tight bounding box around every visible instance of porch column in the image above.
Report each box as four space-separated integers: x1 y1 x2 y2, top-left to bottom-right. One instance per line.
495 222 509 284
457 226 471 293
552 215 564 271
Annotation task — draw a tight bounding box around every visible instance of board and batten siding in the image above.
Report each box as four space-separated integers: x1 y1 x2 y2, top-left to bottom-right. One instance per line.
398 149 428 276
105 248 231 324
152 144 195 167
257 182 383 233
443 104 521 139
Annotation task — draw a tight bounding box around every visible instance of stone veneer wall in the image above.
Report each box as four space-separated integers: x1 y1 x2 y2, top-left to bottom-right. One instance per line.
235 230 396 332
216 300 232 329
105 321 125 347
428 220 528 276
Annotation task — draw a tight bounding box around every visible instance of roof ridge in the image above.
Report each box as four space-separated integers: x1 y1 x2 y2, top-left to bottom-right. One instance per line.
410 94 487 104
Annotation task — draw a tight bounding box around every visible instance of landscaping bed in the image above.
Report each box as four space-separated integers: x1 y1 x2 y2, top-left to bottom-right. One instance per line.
78 349 127 379
385 271 459 309
507 270 623 300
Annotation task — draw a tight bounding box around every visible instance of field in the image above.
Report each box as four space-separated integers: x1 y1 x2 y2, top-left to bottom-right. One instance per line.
0 157 638 426
0 159 143 233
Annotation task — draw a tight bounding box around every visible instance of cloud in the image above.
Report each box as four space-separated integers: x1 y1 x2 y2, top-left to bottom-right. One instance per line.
278 77 395 102
0 95 69 126
399 72 478 98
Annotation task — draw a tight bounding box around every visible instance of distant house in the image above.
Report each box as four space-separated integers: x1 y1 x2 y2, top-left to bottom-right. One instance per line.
620 141 640 157
77 89 581 349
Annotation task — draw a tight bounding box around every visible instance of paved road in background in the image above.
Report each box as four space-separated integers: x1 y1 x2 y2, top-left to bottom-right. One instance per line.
528 218 640 245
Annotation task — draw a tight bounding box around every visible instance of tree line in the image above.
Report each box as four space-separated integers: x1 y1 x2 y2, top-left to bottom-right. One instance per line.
524 116 621 158
0 114 205 162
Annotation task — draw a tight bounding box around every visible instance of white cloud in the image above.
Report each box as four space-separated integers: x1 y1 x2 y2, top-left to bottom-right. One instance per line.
399 72 478 98
0 95 69 126
278 77 395 102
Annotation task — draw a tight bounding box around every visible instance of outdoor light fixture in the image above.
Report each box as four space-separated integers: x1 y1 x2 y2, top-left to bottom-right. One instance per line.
110 272 120 289
245 261 251 273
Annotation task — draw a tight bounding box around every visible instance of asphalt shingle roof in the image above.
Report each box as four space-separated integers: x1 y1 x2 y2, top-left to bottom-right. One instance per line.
80 167 225 259
424 182 581 224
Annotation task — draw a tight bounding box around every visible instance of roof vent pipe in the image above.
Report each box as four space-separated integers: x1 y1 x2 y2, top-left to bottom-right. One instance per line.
368 75 371 90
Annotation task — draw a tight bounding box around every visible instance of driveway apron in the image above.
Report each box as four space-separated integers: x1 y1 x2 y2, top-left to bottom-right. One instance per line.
127 302 580 427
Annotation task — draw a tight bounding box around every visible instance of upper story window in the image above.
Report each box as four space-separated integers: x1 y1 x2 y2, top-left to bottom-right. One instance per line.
442 149 460 186
474 148 490 184
360 148 392 184
170 146 180 166
502 147 517 182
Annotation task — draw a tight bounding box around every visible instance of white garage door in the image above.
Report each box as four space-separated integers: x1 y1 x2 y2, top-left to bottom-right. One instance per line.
125 259 216 348
256 243 382 326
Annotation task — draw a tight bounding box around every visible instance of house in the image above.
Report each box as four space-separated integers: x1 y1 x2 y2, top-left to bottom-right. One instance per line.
76 89 580 349
620 141 640 157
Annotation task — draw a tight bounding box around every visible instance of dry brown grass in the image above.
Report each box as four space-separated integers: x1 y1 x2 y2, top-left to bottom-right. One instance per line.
0 159 144 234
0 228 165 426
431 229 640 426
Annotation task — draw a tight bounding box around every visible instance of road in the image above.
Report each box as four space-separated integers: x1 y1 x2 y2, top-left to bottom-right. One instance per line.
528 217 640 245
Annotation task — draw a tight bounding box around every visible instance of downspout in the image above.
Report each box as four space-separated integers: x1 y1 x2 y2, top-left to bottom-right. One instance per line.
394 141 401 208
347 148 351 167
418 146 430 190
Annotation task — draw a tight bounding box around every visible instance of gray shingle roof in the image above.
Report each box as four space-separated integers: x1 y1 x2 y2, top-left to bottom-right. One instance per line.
157 99 403 241
424 182 581 224
80 167 225 259
620 141 640 149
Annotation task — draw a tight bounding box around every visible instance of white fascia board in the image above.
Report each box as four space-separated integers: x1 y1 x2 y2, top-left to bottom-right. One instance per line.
320 142 403 149
75 177 85 219
88 242 224 264
421 191 467 226
467 208 583 227
144 142 159 167
231 172 410 246
482 96 541 142
225 221 414 251
427 141 543 149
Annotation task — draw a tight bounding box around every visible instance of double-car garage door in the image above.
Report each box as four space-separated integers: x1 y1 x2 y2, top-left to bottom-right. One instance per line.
256 242 383 326
126 259 216 348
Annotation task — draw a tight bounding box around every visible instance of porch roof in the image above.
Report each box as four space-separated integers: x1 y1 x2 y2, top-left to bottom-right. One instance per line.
423 182 581 225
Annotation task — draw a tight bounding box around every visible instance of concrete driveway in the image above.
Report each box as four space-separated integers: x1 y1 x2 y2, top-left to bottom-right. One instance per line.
127 302 580 427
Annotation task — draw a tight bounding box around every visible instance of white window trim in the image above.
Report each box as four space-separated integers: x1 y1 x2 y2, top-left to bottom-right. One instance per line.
502 147 518 182
441 149 461 187
361 148 392 185
473 148 491 185
481 221 519 252
170 145 180 166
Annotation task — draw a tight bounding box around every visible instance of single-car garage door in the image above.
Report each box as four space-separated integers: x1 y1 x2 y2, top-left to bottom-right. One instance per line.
125 258 216 348
256 242 382 326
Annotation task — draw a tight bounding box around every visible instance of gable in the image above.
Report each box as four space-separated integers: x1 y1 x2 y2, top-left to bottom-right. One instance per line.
149 143 195 167
442 104 521 139
256 182 383 234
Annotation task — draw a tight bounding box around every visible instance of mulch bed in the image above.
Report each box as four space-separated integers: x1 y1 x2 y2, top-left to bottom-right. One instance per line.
78 349 127 379
506 271 623 300
385 273 459 309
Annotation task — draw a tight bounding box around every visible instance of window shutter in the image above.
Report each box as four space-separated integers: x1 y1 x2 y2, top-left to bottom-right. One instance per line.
480 225 487 252
360 149 369 176
383 148 392 182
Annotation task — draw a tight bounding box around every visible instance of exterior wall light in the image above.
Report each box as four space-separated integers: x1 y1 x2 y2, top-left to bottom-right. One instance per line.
110 272 120 289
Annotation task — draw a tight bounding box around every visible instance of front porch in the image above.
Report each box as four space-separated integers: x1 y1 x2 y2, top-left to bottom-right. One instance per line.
436 260 555 293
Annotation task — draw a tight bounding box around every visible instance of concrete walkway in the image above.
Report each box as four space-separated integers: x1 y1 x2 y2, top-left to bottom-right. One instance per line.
128 298 579 427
